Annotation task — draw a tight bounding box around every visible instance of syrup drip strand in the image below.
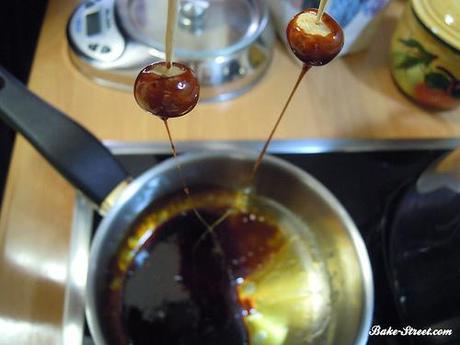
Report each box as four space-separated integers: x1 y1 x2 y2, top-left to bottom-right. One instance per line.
162 119 213 229
250 64 311 180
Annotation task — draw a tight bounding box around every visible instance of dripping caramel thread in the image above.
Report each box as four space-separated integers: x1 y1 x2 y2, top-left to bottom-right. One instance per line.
249 64 311 182
163 119 216 230
192 208 237 255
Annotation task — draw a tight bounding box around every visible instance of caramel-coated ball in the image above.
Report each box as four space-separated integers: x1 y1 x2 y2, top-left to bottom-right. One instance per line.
134 62 200 118
286 9 344 66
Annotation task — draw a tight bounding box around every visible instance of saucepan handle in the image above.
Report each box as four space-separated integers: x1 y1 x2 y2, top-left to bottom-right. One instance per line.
0 65 129 206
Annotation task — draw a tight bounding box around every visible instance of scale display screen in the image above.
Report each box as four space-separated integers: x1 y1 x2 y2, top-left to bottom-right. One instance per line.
86 11 101 36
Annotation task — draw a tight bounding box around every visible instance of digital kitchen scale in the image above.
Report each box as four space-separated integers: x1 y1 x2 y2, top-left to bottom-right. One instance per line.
66 0 274 101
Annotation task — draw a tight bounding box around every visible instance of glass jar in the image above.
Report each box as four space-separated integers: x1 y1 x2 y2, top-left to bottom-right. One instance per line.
390 0 460 110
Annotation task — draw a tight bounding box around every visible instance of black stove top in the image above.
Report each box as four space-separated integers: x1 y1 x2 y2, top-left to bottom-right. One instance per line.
81 148 458 345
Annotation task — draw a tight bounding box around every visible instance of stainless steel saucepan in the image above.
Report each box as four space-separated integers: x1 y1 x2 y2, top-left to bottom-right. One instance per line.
0 66 373 345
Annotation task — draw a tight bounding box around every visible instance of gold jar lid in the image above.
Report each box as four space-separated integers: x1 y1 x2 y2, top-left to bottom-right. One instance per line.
411 0 460 51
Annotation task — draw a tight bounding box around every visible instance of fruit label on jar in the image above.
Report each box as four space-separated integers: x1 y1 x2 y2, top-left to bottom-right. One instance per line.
390 4 460 110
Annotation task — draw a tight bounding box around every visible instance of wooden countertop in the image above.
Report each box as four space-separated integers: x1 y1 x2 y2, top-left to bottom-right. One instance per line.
0 0 459 344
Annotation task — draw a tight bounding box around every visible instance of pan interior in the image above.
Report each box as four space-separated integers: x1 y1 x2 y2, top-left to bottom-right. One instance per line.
100 187 334 345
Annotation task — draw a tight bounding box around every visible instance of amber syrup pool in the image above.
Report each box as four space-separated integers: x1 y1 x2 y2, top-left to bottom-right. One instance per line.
104 189 332 345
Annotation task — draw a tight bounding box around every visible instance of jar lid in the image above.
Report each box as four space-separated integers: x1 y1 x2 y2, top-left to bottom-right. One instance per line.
412 0 460 51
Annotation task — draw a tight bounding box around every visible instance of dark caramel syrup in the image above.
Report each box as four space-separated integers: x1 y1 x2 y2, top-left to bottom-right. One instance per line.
111 207 284 345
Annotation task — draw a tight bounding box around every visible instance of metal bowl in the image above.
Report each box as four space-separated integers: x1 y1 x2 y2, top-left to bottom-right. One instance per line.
86 150 373 345
115 0 275 101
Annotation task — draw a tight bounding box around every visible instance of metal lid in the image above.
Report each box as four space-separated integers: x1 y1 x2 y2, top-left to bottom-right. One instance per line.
412 0 460 50
116 0 267 58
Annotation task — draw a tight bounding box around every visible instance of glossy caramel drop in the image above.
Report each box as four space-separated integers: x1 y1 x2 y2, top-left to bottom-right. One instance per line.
134 62 200 118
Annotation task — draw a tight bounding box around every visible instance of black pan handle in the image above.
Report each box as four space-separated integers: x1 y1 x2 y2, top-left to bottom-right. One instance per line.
0 65 129 206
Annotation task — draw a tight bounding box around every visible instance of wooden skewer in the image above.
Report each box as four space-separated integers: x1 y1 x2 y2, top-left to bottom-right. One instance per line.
165 0 179 69
316 0 329 23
